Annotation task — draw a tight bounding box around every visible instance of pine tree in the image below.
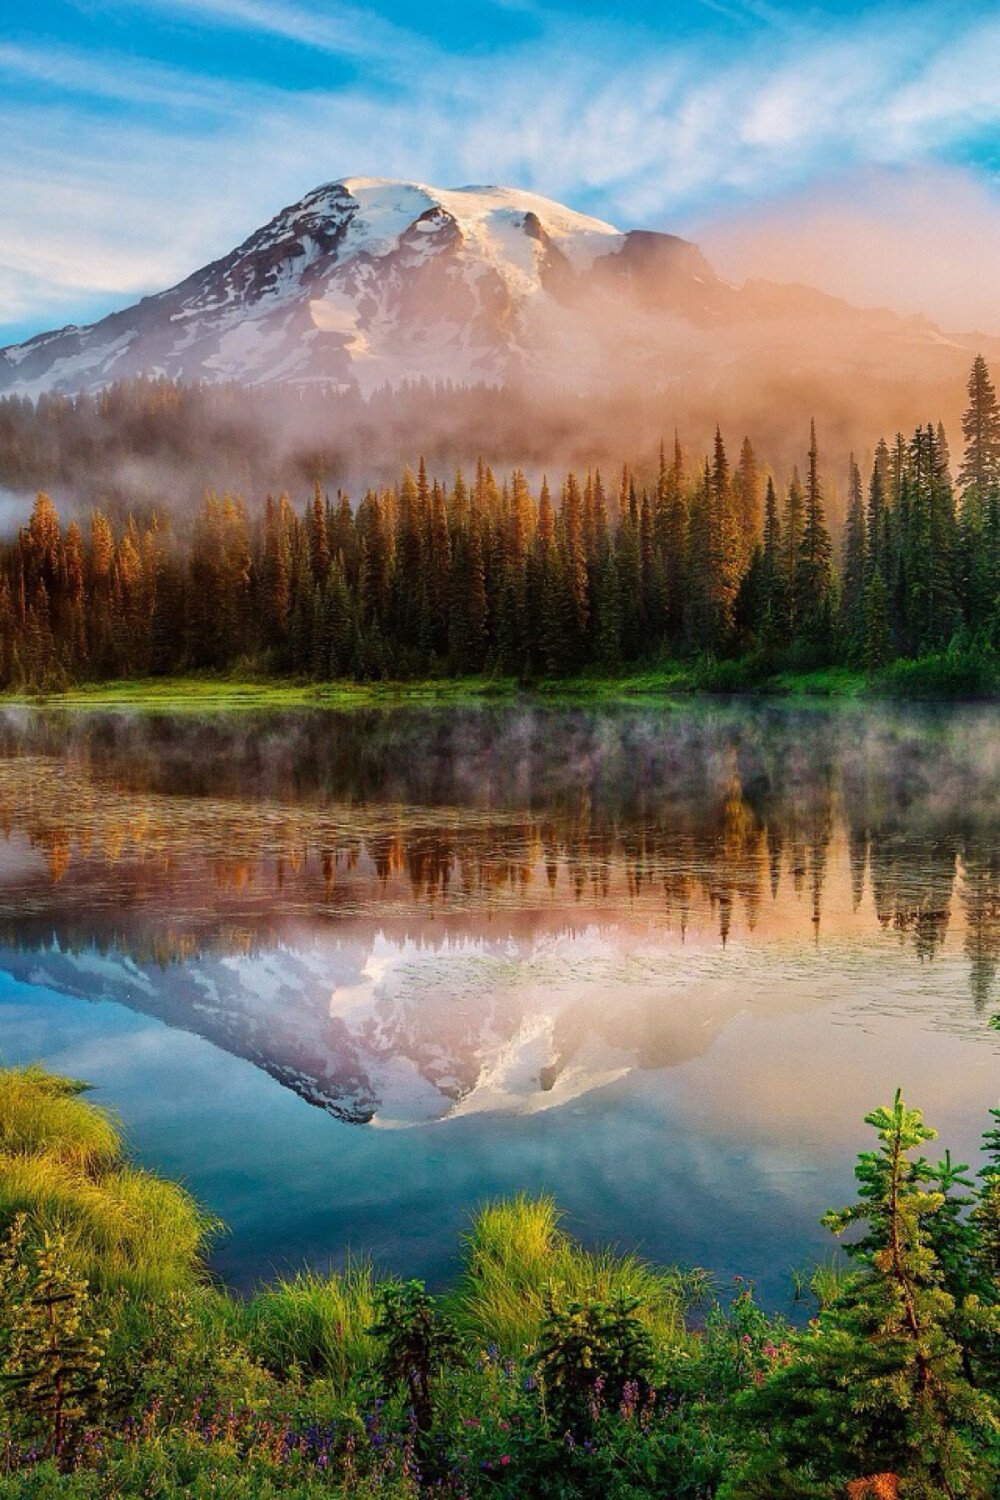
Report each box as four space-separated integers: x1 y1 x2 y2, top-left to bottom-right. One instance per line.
797 421 834 646
428 480 452 658
663 437 688 642
596 548 623 669
561 472 589 660
972 1107 1000 1292
864 570 891 673
734 435 761 571
757 474 785 646
959 355 1000 514
0 1220 107 1463
728 1093 1000 1499
867 446 888 585
310 479 330 583
783 468 805 633
842 454 868 663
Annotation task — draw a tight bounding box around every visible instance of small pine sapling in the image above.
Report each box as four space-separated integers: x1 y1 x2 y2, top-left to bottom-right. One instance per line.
1 1223 107 1465
535 1289 655 1439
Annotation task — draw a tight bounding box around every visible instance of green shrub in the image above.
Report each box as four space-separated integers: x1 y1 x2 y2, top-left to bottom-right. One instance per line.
875 645 1000 700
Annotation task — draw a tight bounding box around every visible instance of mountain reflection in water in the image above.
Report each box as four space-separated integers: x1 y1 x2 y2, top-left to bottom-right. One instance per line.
0 703 998 1131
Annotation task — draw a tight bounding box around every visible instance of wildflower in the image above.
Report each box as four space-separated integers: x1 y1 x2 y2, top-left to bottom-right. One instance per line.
500 1455 511 1466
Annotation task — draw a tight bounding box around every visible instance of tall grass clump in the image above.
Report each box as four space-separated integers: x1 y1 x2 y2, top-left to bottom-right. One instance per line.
244 1262 378 1392
0 1068 120 1172
0 1066 218 1296
450 1194 702 1355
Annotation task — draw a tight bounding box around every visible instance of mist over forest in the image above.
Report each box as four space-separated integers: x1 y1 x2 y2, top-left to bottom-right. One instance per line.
0 365 985 537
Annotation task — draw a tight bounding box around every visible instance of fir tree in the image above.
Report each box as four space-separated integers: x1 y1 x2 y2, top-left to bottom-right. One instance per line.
0 1220 107 1464
798 421 834 646
959 355 1000 514
728 1092 1000 1499
842 454 868 662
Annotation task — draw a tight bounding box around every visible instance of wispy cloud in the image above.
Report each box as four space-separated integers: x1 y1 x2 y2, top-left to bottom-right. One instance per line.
106 0 435 73
3 0 1000 340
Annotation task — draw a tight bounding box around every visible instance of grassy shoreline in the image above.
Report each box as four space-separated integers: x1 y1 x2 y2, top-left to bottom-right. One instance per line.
4 650 1000 712
0 664 923 713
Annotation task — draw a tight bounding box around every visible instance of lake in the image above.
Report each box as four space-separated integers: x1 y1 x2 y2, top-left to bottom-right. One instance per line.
0 700 998 1306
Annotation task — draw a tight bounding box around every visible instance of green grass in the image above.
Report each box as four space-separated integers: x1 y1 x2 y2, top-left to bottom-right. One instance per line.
1 674 524 713
243 1263 379 1393
449 1195 704 1356
11 652 994 712
0 1068 120 1173
0 1066 219 1295
0 664 872 714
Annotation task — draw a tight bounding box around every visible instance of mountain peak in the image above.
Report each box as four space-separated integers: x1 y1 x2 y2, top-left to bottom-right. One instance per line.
0 176 972 403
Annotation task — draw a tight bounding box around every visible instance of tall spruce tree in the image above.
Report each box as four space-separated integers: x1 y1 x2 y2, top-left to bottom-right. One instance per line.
797 421 835 647
841 453 867 662
959 355 1000 512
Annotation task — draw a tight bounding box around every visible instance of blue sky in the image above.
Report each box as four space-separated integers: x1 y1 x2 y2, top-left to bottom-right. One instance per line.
3 0 1000 343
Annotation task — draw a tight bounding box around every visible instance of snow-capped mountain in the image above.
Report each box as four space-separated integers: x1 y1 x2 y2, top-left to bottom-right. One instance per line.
0 929 763 1126
0 176 842 398
2 174 988 409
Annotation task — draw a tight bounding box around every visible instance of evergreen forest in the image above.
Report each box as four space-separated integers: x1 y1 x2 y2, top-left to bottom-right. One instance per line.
3 358 1000 693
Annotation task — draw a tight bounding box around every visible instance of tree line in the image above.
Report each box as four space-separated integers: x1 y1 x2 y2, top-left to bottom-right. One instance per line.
2 357 1000 688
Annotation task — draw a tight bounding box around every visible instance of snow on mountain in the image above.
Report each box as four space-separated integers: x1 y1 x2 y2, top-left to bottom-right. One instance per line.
0 927 831 1127
0 177 733 397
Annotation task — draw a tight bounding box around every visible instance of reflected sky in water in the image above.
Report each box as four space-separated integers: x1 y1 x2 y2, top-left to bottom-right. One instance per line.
0 701 999 1301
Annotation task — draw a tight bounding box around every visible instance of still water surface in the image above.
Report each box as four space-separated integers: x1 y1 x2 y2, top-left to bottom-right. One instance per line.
1 702 998 1303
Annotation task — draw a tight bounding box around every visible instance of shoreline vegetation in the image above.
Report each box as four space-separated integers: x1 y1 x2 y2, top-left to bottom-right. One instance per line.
5 649 1000 713
2 1068 1000 1496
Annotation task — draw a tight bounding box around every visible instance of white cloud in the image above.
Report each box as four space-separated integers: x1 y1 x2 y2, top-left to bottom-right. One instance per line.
104 0 433 74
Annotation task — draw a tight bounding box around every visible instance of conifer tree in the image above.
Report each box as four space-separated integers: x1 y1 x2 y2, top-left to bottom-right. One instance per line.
428 480 452 657
783 468 805 633
561 472 589 659
728 1093 1000 1499
310 479 330 583
0 1220 107 1463
663 437 688 642
734 435 761 571
757 474 785 646
798 421 834 645
864 570 891 673
959 355 1000 513
867 445 889 585
842 454 868 662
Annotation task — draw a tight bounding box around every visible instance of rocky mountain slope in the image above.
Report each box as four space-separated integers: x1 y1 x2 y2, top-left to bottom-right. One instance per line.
1 176 982 401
